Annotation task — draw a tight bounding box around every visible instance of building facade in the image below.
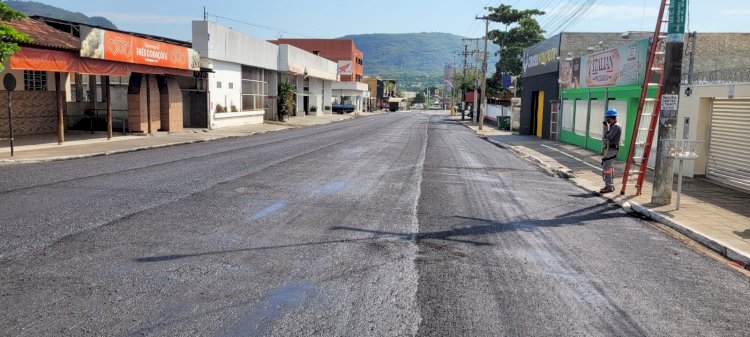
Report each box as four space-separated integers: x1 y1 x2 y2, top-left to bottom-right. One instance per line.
193 21 279 128
1 17 202 141
273 39 364 82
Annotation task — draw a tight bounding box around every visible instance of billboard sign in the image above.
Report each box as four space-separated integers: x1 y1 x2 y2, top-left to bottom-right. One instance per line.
80 26 200 71
337 61 353 75
561 38 649 89
522 35 560 77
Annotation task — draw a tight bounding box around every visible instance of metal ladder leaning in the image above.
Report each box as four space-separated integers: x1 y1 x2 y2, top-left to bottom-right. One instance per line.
620 0 671 195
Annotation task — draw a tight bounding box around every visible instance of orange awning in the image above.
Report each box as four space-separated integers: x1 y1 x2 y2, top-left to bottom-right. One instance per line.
10 47 194 77
10 47 78 72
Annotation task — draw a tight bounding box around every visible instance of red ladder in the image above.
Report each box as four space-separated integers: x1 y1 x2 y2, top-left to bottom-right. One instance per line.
620 0 671 195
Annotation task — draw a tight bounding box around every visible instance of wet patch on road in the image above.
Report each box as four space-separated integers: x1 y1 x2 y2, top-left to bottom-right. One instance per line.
217 281 319 337
249 200 287 221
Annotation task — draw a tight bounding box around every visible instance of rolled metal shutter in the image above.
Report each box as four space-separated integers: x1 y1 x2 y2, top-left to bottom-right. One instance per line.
707 98 750 191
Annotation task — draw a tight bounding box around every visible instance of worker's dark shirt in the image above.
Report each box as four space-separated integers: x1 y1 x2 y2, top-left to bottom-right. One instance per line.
605 122 622 147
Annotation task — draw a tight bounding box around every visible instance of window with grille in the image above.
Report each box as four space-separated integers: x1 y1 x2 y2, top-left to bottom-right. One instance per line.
24 71 47 91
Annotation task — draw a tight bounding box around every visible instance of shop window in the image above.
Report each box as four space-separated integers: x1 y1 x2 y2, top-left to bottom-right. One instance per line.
589 100 606 139
561 100 574 132
24 71 47 91
574 99 588 136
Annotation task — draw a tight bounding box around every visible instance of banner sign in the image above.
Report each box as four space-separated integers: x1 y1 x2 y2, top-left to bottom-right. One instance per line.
561 38 649 89
337 61 353 75
522 35 560 77
80 26 200 71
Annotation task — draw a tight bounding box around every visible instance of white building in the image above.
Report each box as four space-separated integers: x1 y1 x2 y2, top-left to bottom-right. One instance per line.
277 44 337 116
192 21 280 128
332 81 370 112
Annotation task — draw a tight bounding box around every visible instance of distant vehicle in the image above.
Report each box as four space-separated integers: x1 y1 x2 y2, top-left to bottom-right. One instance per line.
429 104 441 110
332 104 355 114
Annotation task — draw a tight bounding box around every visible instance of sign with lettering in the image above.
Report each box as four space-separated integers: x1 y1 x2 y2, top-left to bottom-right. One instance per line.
661 94 679 110
576 38 649 88
80 26 200 71
522 35 560 77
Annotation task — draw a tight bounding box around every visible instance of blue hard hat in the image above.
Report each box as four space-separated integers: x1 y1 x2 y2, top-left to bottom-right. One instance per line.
605 109 618 117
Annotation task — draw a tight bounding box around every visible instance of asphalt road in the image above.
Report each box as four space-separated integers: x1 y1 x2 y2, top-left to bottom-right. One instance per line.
1 111 748 336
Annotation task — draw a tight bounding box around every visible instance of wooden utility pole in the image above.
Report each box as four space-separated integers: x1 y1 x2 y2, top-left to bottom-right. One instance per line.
476 16 491 131
55 72 64 144
652 0 687 205
105 76 112 140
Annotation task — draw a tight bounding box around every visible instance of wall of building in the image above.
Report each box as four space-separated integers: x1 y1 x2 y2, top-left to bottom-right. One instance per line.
0 67 66 137
274 39 363 82
519 72 558 139
209 60 242 115
677 83 750 178
193 21 279 71
127 73 161 134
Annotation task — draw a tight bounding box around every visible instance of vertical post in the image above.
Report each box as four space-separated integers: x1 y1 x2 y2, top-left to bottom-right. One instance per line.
56 72 64 144
676 159 684 210
687 32 697 84
652 0 687 205
479 17 489 131
105 76 112 139
145 73 152 135
462 44 468 114
6 91 13 156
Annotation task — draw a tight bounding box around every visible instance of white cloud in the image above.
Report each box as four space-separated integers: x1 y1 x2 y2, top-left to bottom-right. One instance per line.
90 12 198 24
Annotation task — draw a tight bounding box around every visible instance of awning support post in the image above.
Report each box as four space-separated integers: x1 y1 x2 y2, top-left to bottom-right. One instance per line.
55 72 64 144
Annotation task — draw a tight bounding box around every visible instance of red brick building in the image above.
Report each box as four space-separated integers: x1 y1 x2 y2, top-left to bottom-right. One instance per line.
272 39 364 82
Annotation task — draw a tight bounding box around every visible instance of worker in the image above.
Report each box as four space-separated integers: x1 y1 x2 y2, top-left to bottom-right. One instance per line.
600 109 622 194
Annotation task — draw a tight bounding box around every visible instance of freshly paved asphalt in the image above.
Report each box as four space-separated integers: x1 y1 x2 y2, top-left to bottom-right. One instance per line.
1 111 748 336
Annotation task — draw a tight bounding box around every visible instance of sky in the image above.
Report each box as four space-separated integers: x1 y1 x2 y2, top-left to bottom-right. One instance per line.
32 0 750 42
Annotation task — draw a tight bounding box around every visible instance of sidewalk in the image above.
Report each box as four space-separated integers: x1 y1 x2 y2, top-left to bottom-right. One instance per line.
453 116 750 270
0 114 355 164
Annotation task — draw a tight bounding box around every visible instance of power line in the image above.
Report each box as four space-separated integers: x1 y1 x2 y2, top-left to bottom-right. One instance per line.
206 13 317 38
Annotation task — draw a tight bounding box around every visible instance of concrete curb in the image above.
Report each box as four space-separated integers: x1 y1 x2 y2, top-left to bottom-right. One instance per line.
480 134 750 270
0 115 363 165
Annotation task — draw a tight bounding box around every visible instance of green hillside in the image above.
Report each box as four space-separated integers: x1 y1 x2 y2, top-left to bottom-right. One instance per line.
5 0 117 29
341 32 500 90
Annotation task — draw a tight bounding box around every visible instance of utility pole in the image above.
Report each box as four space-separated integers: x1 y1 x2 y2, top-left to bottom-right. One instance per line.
476 15 491 131
461 38 482 121
652 0 687 205
460 45 468 114
203 6 207 21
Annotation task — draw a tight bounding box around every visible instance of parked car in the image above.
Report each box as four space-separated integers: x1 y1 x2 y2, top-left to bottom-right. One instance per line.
332 104 355 114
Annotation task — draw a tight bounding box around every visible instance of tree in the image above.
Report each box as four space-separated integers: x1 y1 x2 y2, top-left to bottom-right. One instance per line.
486 5 545 76
0 3 31 71
414 92 425 104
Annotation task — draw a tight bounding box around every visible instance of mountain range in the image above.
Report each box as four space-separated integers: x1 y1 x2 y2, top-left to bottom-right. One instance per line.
341 32 500 89
5 0 117 29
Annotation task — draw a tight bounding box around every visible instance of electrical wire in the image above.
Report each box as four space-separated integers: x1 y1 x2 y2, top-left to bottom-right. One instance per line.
207 13 317 38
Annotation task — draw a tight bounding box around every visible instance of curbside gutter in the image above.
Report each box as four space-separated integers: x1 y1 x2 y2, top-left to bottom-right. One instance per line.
481 134 750 271
0 116 360 165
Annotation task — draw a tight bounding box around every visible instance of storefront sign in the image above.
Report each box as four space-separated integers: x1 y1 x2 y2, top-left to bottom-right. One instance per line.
571 39 649 89
522 35 560 77
337 61 353 75
661 94 679 110
80 26 200 71
559 57 581 90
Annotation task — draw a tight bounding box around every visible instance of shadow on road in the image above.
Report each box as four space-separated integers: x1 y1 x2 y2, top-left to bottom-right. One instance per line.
134 204 626 262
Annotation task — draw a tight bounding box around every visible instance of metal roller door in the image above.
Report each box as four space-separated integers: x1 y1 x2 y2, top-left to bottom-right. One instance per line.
707 98 750 192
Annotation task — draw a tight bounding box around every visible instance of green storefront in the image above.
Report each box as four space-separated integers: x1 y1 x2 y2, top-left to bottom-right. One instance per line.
558 38 655 161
